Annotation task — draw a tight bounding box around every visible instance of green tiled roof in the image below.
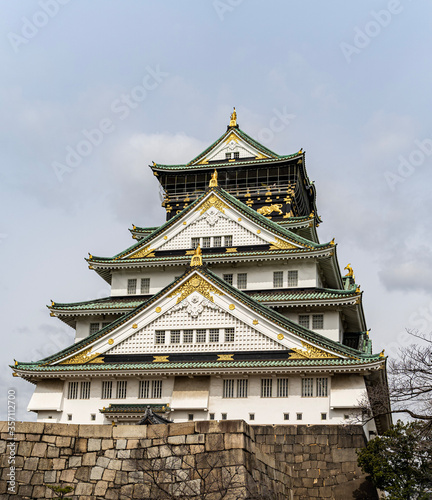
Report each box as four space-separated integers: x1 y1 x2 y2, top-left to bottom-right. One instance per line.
50 296 149 312
101 404 167 413
130 225 159 234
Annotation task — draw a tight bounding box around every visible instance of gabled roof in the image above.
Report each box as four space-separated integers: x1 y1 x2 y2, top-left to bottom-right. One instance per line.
14 266 379 373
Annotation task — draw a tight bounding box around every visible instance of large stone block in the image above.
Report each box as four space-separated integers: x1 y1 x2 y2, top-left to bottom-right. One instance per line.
205 433 224 451
15 422 45 434
88 438 102 451
113 425 147 439
32 442 47 457
147 424 169 439
90 466 104 480
44 422 79 437
94 480 109 496
75 482 94 496
59 469 76 482
78 424 112 438
82 452 97 466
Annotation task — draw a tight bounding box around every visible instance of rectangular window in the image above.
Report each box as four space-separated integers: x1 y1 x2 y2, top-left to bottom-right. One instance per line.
116 380 127 399
301 378 314 397
140 278 150 294
298 315 310 328
67 382 78 400
188 414 194 421
202 237 211 248
296 413 303 421
277 378 289 398
209 329 219 343
209 413 215 420
321 413 327 420
155 330 165 344
101 381 112 399
80 381 91 399
249 413 255 421
221 413 227 420
191 237 200 249
224 235 233 247
89 323 100 335
234 152 240 159
225 152 231 160
152 380 163 399
223 274 233 285
67 414 72 421
237 379 248 398
196 329 206 343
224 328 235 342
127 279 137 295
316 377 328 397
223 379 235 398
288 270 298 287
138 380 150 399
237 273 247 290
91 414 96 421
273 271 284 288
261 378 273 398
284 413 290 421
312 314 324 330
213 236 222 247
170 330 180 344
183 330 193 343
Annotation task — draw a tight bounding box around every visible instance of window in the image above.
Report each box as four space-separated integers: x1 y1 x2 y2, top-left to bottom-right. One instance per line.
89 323 100 335
277 378 289 398
237 379 248 398
67 382 78 399
209 329 219 343
188 414 194 421
116 381 127 399
223 379 235 398
80 381 91 399
224 235 233 247
140 278 150 294
273 271 283 288
139 380 150 399
321 413 327 420
223 274 233 285
209 413 215 420
183 330 193 343
152 380 163 399
191 237 200 249
288 270 298 287
196 329 206 343
312 314 324 330
261 378 273 398
91 414 96 421
202 237 211 248
171 330 180 344
284 413 290 421
224 328 235 342
249 413 255 421
237 273 247 290
155 330 165 344
234 152 240 159
101 381 112 399
127 279 137 295
221 413 227 420
301 378 314 397
298 315 310 328
344 414 350 420
316 377 328 397
225 152 231 160
296 413 303 421
214 236 222 247
67 414 72 421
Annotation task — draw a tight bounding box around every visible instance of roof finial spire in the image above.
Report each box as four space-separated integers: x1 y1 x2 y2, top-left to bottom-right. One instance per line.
229 107 237 127
209 169 218 187
190 245 203 267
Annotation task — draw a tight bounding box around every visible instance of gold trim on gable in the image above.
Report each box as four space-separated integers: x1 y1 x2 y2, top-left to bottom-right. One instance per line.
269 237 299 250
167 274 224 304
196 194 229 216
289 341 338 359
127 245 154 259
60 347 101 365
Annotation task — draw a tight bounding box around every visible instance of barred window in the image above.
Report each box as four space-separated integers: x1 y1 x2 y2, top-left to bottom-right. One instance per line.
237 273 247 290
101 381 112 399
213 236 222 247
127 279 137 295
273 271 283 288
277 378 289 398
155 330 165 344
183 330 193 343
139 380 150 399
152 380 163 399
89 323 100 335
321 413 327 420
223 379 235 398
284 413 290 421
196 329 206 343
225 152 231 160
312 314 324 330
223 274 233 285
297 413 303 421
209 329 219 343
316 377 328 397
202 237 211 248
140 278 150 294
191 237 200 249
170 330 180 344
80 381 91 399
222 413 227 420
301 378 314 397
261 378 273 398
224 235 233 246
67 382 78 399
299 315 310 328
288 270 298 287
234 152 240 159
116 381 127 399
237 379 248 398
224 328 235 342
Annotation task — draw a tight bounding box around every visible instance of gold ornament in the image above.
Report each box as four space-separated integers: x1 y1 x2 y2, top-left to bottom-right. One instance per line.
252 319 259 325
190 245 203 267
344 263 355 281
269 237 299 250
217 354 234 361
229 304 235 310
108 339 114 345
155 307 161 313
132 324 138 329
153 356 169 363
168 274 224 304
209 169 218 187
196 194 229 215
60 347 101 365
229 107 237 127
277 334 284 340
257 204 283 216
289 341 338 359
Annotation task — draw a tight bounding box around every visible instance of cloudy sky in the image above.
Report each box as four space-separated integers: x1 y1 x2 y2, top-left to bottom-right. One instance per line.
1 0 432 421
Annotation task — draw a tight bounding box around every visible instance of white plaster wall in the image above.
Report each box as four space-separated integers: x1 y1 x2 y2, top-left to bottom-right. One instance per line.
110 268 186 297
282 310 341 342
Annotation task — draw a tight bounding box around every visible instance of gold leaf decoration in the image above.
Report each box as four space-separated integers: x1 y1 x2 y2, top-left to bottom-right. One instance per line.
196 194 229 215
153 356 169 363
127 245 154 259
277 334 284 340
289 341 338 359
252 319 259 325
155 307 162 313
217 354 234 361
60 347 101 365
229 304 235 310
269 237 299 250
108 339 114 345
168 274 224 304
